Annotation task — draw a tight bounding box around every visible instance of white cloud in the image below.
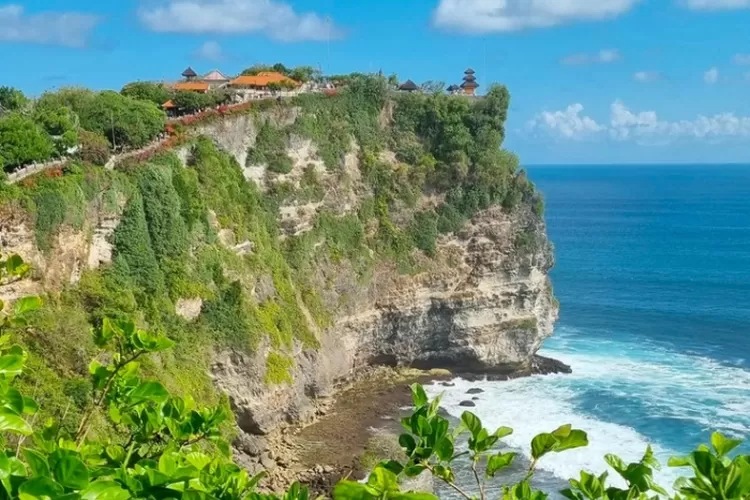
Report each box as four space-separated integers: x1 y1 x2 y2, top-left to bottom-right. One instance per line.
682 0 750 9
562 49 621 65
433 0 641 33
527 104 606 140
139 0 342 42
704 67 719 84
195 40 223 61
633 71 662 83
733 53 750 65
0 4 99 47
529 100 750 144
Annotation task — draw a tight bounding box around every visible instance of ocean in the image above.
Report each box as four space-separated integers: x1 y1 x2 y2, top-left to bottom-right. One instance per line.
425 165 750 493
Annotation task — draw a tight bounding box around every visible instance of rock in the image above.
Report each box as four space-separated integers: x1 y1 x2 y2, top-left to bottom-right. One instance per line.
175 297 203 321
234 432 267 457
260 451 276 471
466 388 484 394
440 382 455 387
472 396 479 401
530 355 572 375
459 400 476 407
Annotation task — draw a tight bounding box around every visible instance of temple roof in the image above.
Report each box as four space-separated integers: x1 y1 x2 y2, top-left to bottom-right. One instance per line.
464 68 475 74
182 67 197 78
399 79 418 91
203 69 229 81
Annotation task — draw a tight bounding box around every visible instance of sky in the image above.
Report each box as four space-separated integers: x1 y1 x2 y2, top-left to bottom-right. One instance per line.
3 0 750 164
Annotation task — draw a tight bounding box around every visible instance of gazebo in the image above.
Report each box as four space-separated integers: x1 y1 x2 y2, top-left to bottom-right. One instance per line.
181 67 198 81
460 68 478 96
398 79 419 92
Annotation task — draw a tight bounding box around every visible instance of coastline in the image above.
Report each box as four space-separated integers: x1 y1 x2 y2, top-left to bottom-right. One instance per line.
258 357 572 495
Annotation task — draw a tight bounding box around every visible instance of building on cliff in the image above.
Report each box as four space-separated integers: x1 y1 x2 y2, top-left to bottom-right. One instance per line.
228 72 301 99
460 68 479 96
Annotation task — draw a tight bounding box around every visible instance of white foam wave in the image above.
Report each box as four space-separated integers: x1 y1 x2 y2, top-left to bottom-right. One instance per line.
424 328 750 492
425 378 682 490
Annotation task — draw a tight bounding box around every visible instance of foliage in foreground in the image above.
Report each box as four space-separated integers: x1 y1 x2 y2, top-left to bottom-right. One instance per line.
335 384 750 500
0 252 748 500
0 254 305 500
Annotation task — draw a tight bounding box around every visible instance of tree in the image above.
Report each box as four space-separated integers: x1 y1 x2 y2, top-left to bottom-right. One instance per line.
0 113 54 170
112 192 164 295
171 91 206 114
0 86 28 113
420 80 445 94
78 91 165 149
288 66 320 83
33 105 79 154
78 130 111 165
121 81 171 105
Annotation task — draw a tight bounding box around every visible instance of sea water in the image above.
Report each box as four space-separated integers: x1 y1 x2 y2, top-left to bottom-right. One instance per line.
425 165 750 493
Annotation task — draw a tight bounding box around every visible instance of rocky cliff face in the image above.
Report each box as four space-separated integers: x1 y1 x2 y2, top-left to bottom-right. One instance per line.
211 200 558 473
0 108 559 481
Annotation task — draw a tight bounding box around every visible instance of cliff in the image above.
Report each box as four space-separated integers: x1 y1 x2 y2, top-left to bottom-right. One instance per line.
0 79 558 482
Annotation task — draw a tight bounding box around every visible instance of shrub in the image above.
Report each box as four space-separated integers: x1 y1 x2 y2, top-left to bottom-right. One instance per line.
408 210 439 257
78 130 111 165
0 113 54 170
265 351 294 385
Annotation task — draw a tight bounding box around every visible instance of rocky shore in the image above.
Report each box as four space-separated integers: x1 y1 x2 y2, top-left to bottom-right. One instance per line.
246 358 570 496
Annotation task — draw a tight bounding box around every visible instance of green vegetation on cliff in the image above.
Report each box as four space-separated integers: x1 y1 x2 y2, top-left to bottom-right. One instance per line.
0 72 544 440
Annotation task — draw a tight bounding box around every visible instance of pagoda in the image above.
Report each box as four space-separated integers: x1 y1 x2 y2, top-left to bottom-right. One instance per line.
460 68 478 96
181 66 198 81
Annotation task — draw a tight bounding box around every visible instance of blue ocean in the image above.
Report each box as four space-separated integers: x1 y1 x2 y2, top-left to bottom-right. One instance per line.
426 165 750 490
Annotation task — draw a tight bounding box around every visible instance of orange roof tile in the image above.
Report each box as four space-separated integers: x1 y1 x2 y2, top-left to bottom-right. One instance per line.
162 100 176 109
229 72 299 87
173 81 210 92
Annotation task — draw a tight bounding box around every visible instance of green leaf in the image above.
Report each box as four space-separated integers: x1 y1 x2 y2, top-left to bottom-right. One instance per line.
23 449 51 477
434 437 454 462
403 464 426 477
415 415 432 437
53 455 90 490
0 454 11 496
460 411 482 439
0 354 24 376
23 397 39 416
553 429 588 452
18 476 64 500
711 432 743 457
531 433 557 460
128 381 169 405
667 455 691 468
333 480 371 500
367 466 399 493
5 387 25 414
431 465 454 483
5 255 26 275
79 481 131 500
379 460 404 476
494 426 513 439
392 494 439 500
0 408 32 435
410 384 428 408
14 297 42 317
487 452 516 477
105 445 125 464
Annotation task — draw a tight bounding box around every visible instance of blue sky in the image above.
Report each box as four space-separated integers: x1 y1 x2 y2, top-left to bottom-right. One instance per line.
3 0 750 164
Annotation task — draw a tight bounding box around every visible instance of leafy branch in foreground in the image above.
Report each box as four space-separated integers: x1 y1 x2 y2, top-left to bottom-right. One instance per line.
334 384 750 500
0 254 312 500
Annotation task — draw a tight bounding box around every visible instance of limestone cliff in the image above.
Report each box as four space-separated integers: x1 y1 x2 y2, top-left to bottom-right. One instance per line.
0 89 560 480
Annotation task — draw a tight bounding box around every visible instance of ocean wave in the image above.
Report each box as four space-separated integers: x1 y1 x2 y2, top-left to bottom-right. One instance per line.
424 327 750 492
